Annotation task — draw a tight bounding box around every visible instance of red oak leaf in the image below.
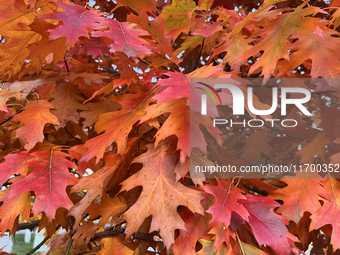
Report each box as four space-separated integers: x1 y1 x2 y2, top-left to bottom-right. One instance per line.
93 19 153 58
240 195 291 255
38 1 107 46
0 152 34 187
204 179 249 228
172 208 209 255
6 150 78 220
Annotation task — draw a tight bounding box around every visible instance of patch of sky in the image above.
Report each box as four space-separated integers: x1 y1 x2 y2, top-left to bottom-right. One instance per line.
88 0 96 7
177 50 185 58
133 67 144 74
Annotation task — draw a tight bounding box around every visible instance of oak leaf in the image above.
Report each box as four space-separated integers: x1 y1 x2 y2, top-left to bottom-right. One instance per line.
93 19 153 58
153 71 221 117
27 21 69 72
0 152 34 187
269 173 328 223
12 100 60 150
80 98 121 128
128 9 173 57
0 191 31 234
4 150 78 220
233 240 268 255
161 0 196 40
48 83 88 126
240 131 272 163
38 1 107 46
172 208 209 255
115 0 157 14
72 221 98 245
0 91 20 112
295 132 330 164
2 78 57 99
287 31 340 84
240 195 291 255
81 85 158 162
0 0 43 75
69 153 123 227
240 4 326 78
310 177 340 251
86 194 128 228
204 179 249 228
120 145 205 250
99 236 135 255
208 224 234 252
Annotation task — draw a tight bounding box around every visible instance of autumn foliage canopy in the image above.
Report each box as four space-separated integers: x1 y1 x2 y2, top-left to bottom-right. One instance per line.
1 0 340 254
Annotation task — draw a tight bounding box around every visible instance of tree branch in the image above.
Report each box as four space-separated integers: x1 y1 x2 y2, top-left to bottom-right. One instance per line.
65 239 74 255
90 228 125 241
26 235 50 255
137 56 151 65
12 220 161 245
90 228 161 243
312 90 337 94
5 220 41 232
195 37 205 71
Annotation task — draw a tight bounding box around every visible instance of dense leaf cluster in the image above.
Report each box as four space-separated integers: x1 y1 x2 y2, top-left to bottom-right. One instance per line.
1 0 340 254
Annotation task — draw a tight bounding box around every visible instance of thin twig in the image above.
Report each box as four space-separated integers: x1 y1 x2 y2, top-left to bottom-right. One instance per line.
137 56 151 65
26 72 36 81
133 232 162 242
26 235 49 255
87 242 92 251
65 126 82 142
17 220 40 231
0 109 24 126
90 229 125 241
103 52 111 69
195 37 205 70
143 127 156 136
90 228 161 243
25 224 61 255
65 239 74 255
102 68 120 76
64 58 70 72
0 115 14 126
312 90 337 94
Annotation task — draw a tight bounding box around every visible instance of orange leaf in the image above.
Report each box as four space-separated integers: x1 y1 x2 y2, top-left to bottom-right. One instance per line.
12 100 59 150
120 145 205 250
99 236 135 255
